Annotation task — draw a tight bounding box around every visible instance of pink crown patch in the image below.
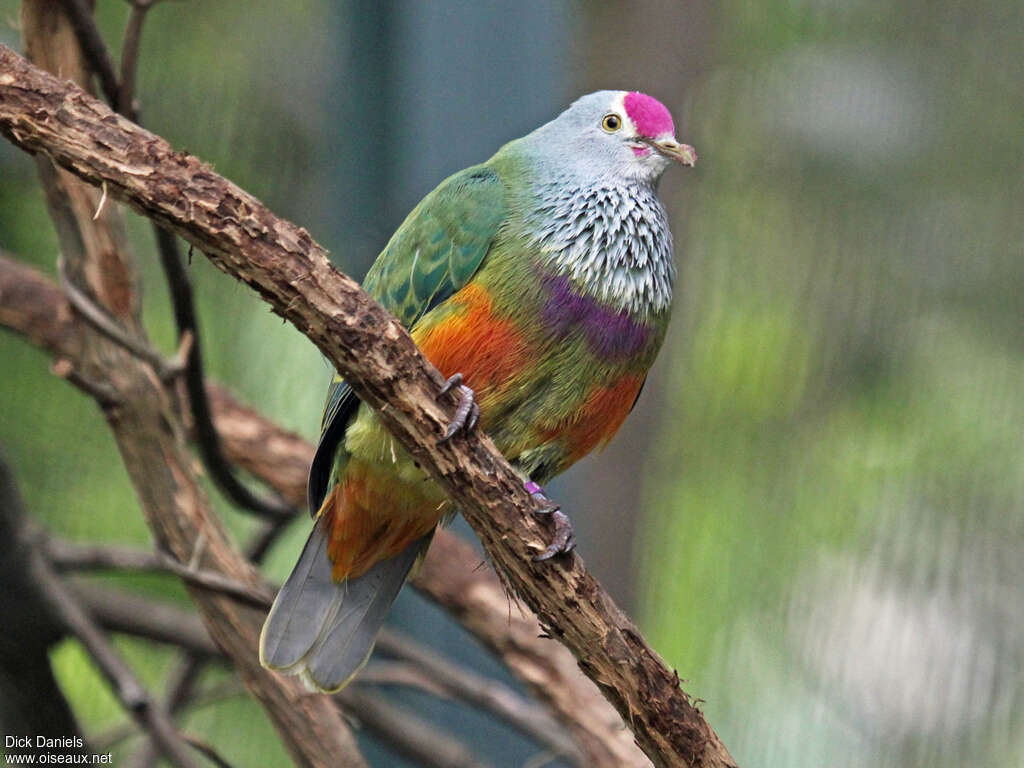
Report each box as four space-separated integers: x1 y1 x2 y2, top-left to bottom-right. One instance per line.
623 92 674 138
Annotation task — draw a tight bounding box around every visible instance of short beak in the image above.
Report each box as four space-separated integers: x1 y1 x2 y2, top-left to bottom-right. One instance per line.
648 137 697 167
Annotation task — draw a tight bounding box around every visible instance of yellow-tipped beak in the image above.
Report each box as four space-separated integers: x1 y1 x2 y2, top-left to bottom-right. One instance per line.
652 138 697 167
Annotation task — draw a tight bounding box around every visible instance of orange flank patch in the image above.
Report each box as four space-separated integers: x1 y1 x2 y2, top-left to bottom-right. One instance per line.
557 374 645 464
320 460 441 582
413 283 527 405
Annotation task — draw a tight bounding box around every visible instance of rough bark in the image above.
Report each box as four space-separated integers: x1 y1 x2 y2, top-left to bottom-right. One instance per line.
0 44 737 768
7 8 367 765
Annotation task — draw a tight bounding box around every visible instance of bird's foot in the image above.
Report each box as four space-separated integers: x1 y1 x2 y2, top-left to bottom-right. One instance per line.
438 373 480 443
526 481 576 561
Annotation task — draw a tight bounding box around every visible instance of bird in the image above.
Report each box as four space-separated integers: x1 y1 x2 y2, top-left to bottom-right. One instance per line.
260 90 695 692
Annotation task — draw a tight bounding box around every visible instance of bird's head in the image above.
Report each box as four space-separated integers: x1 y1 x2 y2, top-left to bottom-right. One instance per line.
526 90 696 185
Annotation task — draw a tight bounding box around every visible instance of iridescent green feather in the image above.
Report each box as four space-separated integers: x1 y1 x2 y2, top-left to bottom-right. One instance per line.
362 165 506 327
308 166 507 513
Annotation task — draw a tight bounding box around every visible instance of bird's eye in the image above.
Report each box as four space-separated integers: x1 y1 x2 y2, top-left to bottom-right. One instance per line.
601 113 622 132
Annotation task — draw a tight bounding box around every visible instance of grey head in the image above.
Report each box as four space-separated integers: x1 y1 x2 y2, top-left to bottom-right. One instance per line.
499 91 697 316
515 90 696 186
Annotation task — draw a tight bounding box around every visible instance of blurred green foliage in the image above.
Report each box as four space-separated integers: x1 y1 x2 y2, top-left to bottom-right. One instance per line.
637 1 1023 765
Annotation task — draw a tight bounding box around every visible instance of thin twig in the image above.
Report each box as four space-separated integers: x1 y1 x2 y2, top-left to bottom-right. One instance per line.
376 629 582 764
127 652 208 768
58 0 120 106
244 515 294 564
118 2 152 117
57 363 123 407
336 687 492 768
349 660 450 696
58 257 178 378
93 677 247 753
28 549 200 768
181 734 237 768
46 538 275 608
154 227 296 520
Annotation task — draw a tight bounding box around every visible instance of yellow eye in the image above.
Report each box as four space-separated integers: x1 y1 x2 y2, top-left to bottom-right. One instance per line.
602 113 622 132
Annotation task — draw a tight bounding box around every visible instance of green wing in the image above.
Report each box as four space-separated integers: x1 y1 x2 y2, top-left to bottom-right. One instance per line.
308 165 507 513
363 165 507 326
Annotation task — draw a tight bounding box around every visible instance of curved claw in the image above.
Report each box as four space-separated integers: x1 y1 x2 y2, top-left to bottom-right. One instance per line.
438 373 478 443
532 504 577 561
438 372 463 398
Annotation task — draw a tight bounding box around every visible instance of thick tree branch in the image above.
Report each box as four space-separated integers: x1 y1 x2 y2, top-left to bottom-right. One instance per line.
0 45 735 767
7 10 367 765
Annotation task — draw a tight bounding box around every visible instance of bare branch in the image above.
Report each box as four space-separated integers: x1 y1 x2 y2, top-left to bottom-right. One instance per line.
58 255 179 377
28 549 200 768
158 223 297 521
118 1 150 116
93 654 491 768
58 0 296 522
125 653 213 768
336 687 493 768
180 735 238 768
418 532 654 767
376 629 582 764
46 537 275 608
243 515 295 564
92 678 248 754
57 0 119 105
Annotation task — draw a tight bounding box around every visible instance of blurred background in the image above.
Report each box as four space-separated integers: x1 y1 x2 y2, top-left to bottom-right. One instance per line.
1 0 1021 766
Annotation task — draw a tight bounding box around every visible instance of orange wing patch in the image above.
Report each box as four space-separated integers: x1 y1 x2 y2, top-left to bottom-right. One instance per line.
413 283 527 406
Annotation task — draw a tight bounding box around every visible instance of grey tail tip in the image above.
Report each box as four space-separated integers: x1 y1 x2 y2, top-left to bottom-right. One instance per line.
259 522 430 692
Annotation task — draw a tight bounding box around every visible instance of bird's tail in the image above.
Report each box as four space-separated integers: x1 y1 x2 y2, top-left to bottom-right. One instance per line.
259 519 429 692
